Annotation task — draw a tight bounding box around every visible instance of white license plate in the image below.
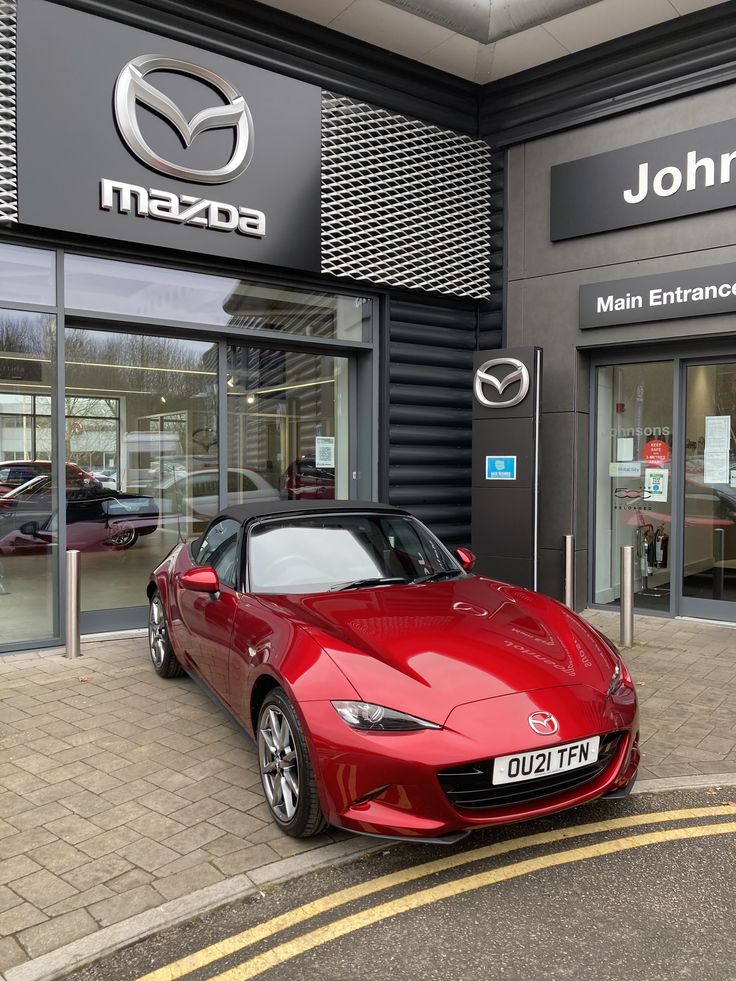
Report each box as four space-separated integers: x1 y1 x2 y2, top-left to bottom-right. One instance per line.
493 736 600 785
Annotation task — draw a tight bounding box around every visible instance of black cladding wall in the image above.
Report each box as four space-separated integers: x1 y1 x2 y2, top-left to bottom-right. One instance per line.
388 298 475 550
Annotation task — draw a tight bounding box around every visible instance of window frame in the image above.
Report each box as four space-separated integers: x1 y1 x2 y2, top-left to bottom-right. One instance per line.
193 515 244 591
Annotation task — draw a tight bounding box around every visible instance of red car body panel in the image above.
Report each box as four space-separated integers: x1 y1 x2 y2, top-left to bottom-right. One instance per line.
150 521 639 841
259 580 619 722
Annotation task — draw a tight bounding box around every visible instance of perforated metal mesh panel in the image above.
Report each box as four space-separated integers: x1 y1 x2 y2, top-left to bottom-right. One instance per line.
322 92 492 299
0 0 15 223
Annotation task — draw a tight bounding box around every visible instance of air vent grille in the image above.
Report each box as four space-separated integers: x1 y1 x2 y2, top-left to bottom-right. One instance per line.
0 0 16 223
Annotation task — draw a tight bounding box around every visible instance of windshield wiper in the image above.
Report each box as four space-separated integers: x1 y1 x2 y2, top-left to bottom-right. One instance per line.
329 577 409 592
412 569 463 585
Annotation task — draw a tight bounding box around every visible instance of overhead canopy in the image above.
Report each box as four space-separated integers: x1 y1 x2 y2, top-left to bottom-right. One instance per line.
382 0 601 44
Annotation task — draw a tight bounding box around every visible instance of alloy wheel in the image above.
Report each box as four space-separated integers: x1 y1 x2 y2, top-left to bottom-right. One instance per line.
107 527 136 548
148 595 167 669
258 705 300 822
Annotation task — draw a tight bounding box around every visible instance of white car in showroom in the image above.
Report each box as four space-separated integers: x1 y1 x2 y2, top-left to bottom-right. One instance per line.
158 467 279 524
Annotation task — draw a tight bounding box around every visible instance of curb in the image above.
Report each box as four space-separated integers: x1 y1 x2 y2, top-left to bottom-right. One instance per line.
5 774 736 981
1 837 384 981
633 773 736 795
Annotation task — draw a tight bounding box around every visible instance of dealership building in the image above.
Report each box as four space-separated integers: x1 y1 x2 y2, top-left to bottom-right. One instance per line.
0 0 735 652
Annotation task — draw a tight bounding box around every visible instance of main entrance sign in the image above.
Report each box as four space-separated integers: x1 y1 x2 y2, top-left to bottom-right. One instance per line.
580 262 736 329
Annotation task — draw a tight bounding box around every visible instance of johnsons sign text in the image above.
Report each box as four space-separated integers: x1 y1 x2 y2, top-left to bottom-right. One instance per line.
551 117 736 241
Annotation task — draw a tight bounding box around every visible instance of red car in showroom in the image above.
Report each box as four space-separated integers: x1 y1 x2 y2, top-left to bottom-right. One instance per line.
0 460 95 495
147 502 638 842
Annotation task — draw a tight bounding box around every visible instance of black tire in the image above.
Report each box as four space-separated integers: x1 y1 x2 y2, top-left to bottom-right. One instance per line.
257 688 326 837
148 590 185 678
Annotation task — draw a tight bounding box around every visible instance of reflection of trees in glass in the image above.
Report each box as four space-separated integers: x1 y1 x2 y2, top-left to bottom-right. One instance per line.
65 397 119 463
0 314 56 461
0 310 55 362
65 330 216 403
65 330 218 481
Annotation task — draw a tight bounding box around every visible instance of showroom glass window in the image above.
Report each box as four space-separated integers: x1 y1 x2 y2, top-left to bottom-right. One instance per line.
65 255 371 341
0 247 370 646
0 244 58 645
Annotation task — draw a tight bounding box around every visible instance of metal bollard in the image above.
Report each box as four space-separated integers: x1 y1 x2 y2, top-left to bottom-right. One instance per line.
714 528 725 601
563 535 575 608
620 545 634 649
65 549 81 659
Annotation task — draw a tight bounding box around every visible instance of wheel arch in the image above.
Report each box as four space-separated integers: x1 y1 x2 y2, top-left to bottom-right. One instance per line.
250 673 282 734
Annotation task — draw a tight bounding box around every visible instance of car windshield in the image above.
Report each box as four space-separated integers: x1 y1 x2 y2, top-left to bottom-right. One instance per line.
248 512 460 594
1 475 51 500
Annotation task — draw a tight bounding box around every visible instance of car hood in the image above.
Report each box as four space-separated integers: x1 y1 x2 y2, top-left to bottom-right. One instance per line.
257 576 618 724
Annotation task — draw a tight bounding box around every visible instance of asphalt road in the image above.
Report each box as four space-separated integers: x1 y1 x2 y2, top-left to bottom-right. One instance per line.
67 788 736 981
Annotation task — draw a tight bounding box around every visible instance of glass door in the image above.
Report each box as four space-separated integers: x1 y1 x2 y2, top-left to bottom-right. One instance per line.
0 312 59 646
226 346 350 506
680 360 736 620
65 327 218 632
593 360 675 613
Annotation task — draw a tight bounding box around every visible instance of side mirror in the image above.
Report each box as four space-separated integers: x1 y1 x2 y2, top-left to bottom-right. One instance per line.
20 521 40 538
455 547 476 572
178 566 220 594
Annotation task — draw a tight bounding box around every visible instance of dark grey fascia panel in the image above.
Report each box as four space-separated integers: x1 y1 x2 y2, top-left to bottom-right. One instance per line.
52 0 479 134
480 3 736 146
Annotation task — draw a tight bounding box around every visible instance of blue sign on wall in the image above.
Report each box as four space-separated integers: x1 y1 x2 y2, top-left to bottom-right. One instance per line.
485 455 517 480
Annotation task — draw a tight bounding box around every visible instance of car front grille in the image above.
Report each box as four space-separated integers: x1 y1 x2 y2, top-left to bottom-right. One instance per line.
437 731 623 811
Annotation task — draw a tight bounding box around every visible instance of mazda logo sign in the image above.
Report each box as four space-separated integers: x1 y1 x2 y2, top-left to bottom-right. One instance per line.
114 55 253 184
474 357 530 408
528 711 559 736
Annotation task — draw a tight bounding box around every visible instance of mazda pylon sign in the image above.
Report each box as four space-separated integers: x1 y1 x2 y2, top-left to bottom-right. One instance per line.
473 358 530 408
16 0 321 270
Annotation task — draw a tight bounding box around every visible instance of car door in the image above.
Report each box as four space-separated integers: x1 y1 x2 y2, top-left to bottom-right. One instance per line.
179 516 241 699
200 522 244 704
226 526 280 732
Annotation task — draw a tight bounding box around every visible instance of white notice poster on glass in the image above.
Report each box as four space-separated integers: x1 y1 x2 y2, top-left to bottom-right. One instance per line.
703 415 730 484
315 436 335 468
645 468 669 503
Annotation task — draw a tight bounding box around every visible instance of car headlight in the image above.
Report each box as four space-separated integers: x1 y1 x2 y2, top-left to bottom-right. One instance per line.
607 657 622 697
331 701 442 732
604 643 632 697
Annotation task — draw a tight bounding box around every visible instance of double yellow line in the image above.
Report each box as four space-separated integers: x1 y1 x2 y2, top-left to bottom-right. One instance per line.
137 806 736 981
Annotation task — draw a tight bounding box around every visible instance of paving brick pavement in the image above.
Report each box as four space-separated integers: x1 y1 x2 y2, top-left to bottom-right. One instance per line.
0 610 734 975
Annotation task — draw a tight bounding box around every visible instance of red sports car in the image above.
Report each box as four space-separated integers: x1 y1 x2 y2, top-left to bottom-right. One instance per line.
147 502 639 843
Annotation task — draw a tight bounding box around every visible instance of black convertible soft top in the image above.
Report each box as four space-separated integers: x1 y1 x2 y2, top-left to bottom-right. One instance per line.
221 499 406 526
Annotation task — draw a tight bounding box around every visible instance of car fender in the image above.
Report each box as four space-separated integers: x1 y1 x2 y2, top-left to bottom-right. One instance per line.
232 611 359 733
148 541 187 611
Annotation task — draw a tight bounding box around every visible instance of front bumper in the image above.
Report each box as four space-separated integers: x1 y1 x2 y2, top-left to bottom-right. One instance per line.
300 684 639 839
